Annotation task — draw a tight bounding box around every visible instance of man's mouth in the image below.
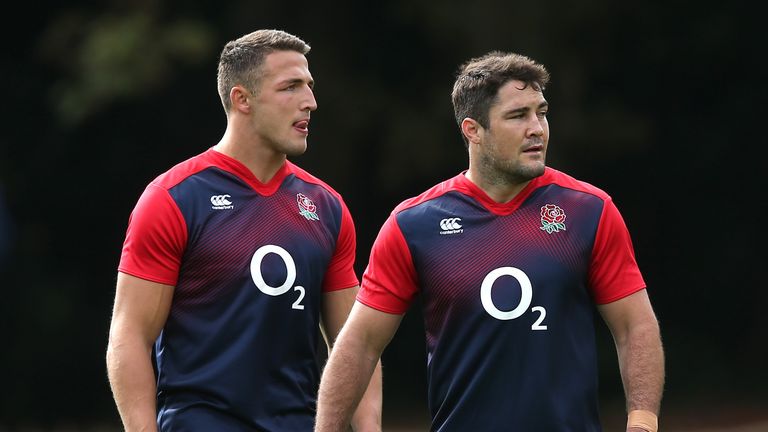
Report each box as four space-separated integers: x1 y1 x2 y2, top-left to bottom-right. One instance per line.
523 144 544 153
293 119 310 134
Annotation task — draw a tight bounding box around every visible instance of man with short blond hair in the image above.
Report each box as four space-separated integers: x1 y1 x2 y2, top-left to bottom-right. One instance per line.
107 29 382 432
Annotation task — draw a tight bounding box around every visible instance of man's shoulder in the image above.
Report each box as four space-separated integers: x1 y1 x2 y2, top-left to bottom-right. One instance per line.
150 149 217 191
286 161 345 201
541 167 611 201
392 175 464 215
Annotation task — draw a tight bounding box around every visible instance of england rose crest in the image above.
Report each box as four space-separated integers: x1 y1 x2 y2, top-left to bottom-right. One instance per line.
297 193 320 220
540 204 566 234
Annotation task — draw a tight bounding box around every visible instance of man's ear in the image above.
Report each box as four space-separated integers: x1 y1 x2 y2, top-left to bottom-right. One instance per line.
461 117 483 145
229 85 251 114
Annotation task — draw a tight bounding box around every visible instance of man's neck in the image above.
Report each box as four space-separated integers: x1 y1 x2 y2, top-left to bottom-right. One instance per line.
214 130 286 184
465 167 531 204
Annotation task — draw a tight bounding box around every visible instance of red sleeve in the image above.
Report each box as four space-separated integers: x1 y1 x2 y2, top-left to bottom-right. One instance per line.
588 198 646 304
321 198 360 292
118 184 187 286
357 214 419 314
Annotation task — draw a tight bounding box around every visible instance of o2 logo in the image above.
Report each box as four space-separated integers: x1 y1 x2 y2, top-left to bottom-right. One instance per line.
250 245 305 310
480 267 547 330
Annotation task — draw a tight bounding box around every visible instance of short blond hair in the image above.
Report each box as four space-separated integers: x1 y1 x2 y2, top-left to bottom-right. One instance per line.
216 29 310 112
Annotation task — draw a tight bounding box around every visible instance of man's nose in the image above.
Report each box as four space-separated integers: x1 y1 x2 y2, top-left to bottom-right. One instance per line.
302 87 317 112
528 116 545 136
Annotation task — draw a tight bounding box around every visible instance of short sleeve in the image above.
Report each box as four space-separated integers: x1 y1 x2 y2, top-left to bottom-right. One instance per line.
118 184 188 286
321 198 360 292
357 214 419 314
588 197 646 304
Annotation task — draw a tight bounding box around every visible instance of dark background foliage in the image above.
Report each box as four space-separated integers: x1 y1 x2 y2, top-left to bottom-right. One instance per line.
1 0 766 429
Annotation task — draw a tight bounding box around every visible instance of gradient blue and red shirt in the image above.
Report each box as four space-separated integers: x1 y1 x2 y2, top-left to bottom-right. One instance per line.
358 168 645 431
118 148 358 431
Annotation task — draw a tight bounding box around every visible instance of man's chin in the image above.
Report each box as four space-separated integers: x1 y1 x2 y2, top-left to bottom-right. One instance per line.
283 142 308 157
519 161 546 180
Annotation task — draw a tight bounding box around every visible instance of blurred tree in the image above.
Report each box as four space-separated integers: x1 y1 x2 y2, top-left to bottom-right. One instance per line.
39 10 215 126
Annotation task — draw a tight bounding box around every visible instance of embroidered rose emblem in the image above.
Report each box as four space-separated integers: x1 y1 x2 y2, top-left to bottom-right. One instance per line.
297 193 319 221
297 193 316 213
541 204 566 224
540 204 566 234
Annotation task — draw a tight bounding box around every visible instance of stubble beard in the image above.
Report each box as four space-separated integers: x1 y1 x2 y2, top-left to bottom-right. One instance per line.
478 150 546 187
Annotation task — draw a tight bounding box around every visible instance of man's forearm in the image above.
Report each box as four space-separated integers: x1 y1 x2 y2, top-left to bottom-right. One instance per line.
617 320 665 414
107 341 159 432
316 340 380 432
349 360 383 431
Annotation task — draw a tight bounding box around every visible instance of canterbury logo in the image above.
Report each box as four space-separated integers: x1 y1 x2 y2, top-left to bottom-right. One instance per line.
211 194 234 210
440 218 462 230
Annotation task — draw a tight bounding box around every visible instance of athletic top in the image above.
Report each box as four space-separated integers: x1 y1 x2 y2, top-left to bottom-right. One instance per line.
119 148 358 431
358 167 645 431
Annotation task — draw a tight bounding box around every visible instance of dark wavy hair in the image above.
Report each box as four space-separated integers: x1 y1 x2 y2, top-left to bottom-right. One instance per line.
451 51 550 146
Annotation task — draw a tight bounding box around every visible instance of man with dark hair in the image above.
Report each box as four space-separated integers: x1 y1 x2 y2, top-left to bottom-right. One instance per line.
107 29 381 431
315 51 664 432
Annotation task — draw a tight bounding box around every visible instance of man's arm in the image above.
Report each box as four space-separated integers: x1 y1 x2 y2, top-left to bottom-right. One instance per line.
317 301 403 432
320 288 386 432
106 272 173 432
598 288 665 432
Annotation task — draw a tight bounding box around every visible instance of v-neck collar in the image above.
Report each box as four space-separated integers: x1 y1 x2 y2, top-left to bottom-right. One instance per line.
205 148 292 196
451 169 552 216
